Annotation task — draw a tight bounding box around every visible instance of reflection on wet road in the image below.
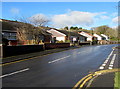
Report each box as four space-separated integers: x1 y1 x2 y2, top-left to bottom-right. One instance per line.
2 44 119 87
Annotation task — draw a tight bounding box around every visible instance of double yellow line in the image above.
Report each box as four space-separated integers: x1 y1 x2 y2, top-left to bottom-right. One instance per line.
73 68 120 89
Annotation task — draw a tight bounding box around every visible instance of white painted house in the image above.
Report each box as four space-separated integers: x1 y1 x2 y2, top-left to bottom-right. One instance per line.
78 31 97 42
93 34 103 40
47 29 66 42
101 34 109 40
47 29 87 43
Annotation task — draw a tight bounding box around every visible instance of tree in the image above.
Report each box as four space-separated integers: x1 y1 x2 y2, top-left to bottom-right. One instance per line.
31 28 45 44
17 15 50 27
16 16 50 44
93 25 119 41
28 14 50 27
16 23 34 42
70 26 79 30
93 25 110 35
79 27 82 29
64 26 69 30
16 23 45 44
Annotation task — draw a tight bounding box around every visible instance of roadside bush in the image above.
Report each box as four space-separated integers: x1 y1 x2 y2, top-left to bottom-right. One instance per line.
65 40 70 43
56 40 64 43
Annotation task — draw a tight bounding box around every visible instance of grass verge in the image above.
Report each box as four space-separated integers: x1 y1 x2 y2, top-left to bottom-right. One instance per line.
114 72 120 89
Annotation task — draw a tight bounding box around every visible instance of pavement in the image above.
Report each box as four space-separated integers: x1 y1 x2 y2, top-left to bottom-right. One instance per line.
1 44 119 88
88 72 115 88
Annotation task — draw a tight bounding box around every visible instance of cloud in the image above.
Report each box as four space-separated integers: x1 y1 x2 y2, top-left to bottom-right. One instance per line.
10 8 19 14
112 16 119 24
51 11 108 28
29 11 110 28
111 12 118 17
111 25 118 29
99 16 110 20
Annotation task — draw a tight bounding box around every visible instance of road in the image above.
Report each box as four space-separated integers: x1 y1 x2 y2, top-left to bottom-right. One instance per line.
2 44 119 88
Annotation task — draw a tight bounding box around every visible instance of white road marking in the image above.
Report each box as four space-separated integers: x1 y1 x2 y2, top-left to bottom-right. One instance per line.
109 65 113 67
102 64 106 66
109 51 113 57
99 49 114 70
109 67 113 69
0 68 29 78
104 60 109 64
108 54 116 69
99 66 104 69
48 55 71 64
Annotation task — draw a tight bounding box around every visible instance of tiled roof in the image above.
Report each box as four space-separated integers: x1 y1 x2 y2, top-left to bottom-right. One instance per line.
56 30 87 38
48 29 65 37
78 31 97 38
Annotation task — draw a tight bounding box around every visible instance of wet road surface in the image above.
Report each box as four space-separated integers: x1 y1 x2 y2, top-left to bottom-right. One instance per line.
2 44 119 87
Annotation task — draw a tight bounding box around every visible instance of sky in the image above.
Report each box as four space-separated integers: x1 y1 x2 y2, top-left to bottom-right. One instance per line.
1 2 119 29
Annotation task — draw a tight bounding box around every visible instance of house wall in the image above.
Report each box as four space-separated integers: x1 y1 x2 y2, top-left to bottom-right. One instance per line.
2 31 18 46
97 37 102 40
79 36 87 42
101 34 109 40
79 32 93 42
87 37 92 41
2 31 17 41
93 34 102 40
70 36 77 42
47 29 66 42
56 37 66 41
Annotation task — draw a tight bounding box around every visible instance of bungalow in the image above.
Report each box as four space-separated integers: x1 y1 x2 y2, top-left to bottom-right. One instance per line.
93 33 106 40
47 29 66 43
47 29 87 43
78 31 97 42
101 34 109 40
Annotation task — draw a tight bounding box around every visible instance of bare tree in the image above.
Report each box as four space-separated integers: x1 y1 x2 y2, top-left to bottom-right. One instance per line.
28 14 50 27
16 14 50 27
16 23 34 44
15 15 50 44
